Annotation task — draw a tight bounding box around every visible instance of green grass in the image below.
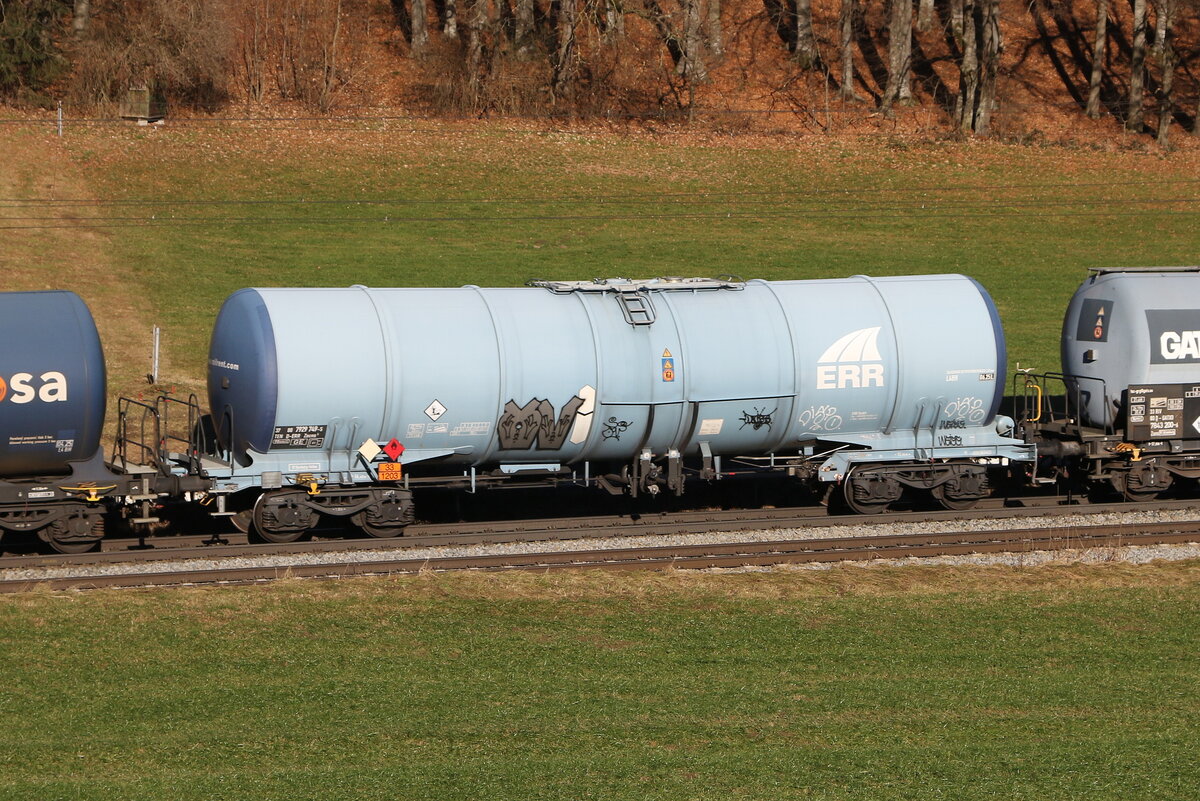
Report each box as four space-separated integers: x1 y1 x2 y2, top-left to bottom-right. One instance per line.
65 125 1200 378
1 569 1198 800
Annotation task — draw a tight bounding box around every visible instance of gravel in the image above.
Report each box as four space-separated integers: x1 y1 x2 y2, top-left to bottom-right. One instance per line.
5 508 1200 583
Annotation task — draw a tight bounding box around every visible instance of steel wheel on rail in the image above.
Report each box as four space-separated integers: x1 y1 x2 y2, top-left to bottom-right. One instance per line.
229 509 253 535
251 491 316 544
930 483 979 511
842 467 902 515
351 495 412 538
45 513 104 554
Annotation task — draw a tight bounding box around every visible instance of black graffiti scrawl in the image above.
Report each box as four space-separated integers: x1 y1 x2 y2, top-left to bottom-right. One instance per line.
602 417 632 441
739 407 776 431
498 396 585 450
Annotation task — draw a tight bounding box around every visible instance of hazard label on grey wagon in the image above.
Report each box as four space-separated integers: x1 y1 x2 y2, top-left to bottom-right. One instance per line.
271 425 327 449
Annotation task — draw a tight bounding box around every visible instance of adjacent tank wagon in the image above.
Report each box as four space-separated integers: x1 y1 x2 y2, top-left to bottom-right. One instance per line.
204 275 1033 538
0 291 121 551
1021 266 1200 498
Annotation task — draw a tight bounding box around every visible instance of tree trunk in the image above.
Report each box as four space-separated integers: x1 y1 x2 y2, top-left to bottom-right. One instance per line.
680 0 707 81
950 0 964 47
838 0 861 99
795 0 818 69
444 0 459 38
466 0 487 106
552 0 579 104
604 0 625 41
916 0 933 32
882 0 913 113
412 0 430 56
958 0 978 131
515 0 534 57
1155 0 1175 146
1085 0 1107 118
707 0 723 58
1127 0 1147 130
974 0 1000 134
73 0 91 38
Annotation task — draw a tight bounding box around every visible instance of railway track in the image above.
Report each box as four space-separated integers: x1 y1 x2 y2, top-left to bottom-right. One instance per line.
1 494 1196 569
2 514 1197 593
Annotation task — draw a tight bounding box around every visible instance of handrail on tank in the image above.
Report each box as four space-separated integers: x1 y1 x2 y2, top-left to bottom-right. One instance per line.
1046 371 1113 436
1016 371 1113 437
114 397 163 474
156 394 206 477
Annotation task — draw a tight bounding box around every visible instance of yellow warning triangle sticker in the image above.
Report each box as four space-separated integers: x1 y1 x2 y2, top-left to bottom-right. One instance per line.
1097 307 1105 316
662 349 672 358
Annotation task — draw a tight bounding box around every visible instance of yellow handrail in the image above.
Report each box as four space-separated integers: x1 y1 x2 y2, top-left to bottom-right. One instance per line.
1024 379 1043 423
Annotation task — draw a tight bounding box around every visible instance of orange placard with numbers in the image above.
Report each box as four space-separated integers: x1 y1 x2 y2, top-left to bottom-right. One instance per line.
377 462 403 481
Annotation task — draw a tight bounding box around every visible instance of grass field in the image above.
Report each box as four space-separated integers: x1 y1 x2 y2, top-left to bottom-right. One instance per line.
3 121 1200 800
2 566 1199 800
4 122 1197 392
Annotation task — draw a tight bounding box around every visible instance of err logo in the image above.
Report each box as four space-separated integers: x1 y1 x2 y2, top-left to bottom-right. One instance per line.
0 372 69 404
816 327 885 390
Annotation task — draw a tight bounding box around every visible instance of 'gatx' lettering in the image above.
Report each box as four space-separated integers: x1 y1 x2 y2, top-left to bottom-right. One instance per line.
1160 331 1200 360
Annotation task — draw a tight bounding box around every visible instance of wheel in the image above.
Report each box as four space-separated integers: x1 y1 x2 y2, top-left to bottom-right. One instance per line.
931 483 979 511
930 466 988 511
229 509 253 534
46 514 103 554
352 495 413 538
1110 461 1173 501
353 516 407 538
252 493 316 544
842 468 902 515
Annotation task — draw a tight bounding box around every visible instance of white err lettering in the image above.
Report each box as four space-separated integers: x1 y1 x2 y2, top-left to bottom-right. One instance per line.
817 363 884 390
1160 331 1200 360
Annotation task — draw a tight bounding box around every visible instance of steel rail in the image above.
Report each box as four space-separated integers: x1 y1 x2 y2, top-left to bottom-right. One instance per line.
3 521 1196 593
2 496 1198 569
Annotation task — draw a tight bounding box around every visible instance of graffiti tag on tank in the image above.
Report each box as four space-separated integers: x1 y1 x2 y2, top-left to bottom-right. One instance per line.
942 397 986 425
739 407 776 431
797 405 843 432
602 417 633 441
498 396 585 450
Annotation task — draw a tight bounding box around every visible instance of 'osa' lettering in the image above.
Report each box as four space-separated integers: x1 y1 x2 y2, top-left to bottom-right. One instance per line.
0 372 69 404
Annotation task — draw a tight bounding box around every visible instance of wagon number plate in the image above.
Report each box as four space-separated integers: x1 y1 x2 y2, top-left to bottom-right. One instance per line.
377 462 403 481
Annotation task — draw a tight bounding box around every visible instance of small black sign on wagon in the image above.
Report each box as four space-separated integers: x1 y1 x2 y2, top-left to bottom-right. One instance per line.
1125 384 1200 442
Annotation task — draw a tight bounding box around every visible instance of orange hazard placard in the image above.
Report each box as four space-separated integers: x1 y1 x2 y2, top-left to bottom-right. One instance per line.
377 462 403 481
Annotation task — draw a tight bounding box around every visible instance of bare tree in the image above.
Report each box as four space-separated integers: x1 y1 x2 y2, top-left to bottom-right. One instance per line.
706 0 722 58
795 0 819 68
838 0 861 99
239 0 269 102
465 0 488 105
410 0 429 56
881 0 913 113
73 0 91 37
957 0 978 131
950 0 964 46
514 0 534 58
1127 0 1147 130
681 0 707 81
603 0 624 41
974 0 1000 134
1085 0 1107 118
553 0 579 103
916 0 933 31
1154 0 1176 145
444 0 458 37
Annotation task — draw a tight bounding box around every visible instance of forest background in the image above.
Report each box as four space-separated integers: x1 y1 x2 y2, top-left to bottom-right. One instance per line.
2 0 1199 144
